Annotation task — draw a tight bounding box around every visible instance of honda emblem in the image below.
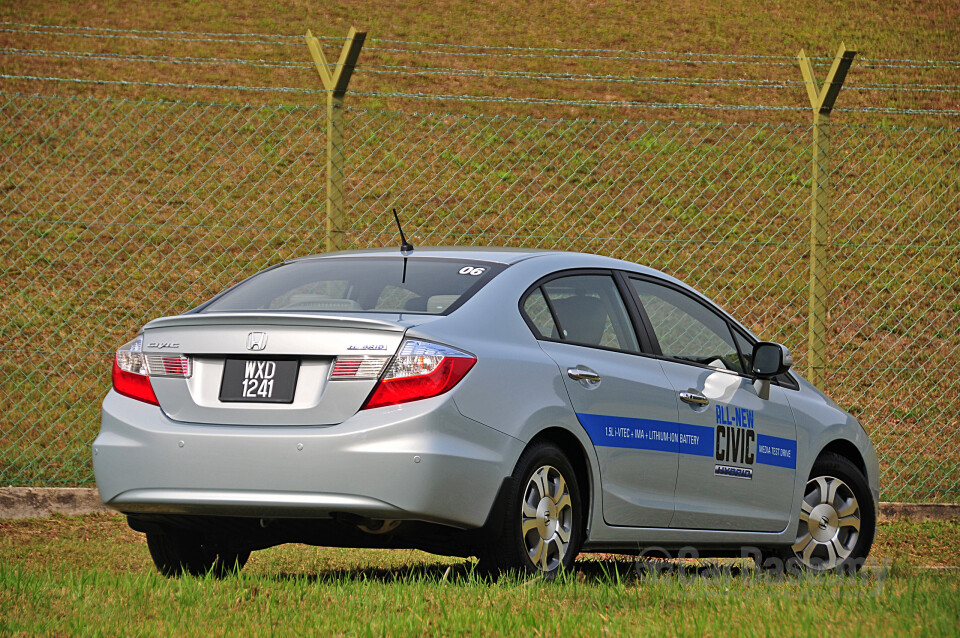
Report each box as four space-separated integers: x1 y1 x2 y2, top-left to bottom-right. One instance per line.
246 332 268 351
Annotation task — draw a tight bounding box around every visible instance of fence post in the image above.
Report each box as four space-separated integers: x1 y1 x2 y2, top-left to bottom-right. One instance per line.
305 27 366 252
797 43 856 387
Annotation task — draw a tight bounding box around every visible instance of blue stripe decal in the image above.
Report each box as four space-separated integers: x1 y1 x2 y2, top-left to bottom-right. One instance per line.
576 413 683 453
756 434 798 469
679 422 715 457
576 412 795 469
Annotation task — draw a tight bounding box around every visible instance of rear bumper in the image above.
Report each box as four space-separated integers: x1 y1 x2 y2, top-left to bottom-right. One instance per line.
93 390 524 529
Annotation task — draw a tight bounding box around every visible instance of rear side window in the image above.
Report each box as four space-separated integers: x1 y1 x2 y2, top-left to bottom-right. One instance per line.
201 258 505 315
522 274 639 353
522 288 559 339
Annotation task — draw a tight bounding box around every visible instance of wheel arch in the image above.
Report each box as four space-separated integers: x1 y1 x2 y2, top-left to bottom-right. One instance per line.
526 426 594 534
817 438 868 479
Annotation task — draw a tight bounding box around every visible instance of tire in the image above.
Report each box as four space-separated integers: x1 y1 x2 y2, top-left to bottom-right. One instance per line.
478 442 583 579
767 452 875 574
146 531 250 578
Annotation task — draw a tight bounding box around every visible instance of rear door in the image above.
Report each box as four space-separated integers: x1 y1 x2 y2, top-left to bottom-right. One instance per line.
522 272 680 528
626 277 798 532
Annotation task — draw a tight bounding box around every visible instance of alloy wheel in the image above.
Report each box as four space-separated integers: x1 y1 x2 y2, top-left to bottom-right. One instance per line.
791 475 861 570
521 465 574 572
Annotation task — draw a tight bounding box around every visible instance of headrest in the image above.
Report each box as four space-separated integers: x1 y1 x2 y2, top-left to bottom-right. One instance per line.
550 295 606 345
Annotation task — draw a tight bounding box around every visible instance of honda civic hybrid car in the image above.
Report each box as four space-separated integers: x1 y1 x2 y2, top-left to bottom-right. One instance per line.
94 247 878 577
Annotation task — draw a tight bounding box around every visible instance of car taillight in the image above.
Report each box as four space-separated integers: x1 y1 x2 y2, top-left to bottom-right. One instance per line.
111 335 192 406
361 340 476 410
112 336 158 405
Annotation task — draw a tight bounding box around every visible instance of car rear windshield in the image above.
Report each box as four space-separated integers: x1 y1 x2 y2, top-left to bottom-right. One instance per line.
199 257 506 315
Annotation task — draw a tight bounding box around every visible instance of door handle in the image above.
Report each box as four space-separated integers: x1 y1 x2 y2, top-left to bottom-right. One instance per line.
679 391 709 406
567 367 601 382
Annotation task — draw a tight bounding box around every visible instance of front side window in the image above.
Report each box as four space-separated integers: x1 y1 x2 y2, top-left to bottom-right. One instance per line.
200 258 504 315
523 274 639 352
630 279 743 373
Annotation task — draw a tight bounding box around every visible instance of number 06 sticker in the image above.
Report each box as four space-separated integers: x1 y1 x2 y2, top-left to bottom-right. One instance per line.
458 266 486 276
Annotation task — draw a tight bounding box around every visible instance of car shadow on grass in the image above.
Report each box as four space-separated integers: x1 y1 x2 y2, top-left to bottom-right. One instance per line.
260 557 757 585
267 562 477 584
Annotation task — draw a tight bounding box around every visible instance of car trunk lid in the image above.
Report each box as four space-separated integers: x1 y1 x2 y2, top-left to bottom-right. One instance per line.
140 312 411 426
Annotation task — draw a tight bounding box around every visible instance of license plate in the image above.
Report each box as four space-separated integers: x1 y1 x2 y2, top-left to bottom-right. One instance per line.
219 359 299 403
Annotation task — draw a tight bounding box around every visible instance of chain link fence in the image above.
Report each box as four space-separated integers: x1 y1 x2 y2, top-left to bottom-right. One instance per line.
339 110 959 502
2 94 329 484
1 89 957 501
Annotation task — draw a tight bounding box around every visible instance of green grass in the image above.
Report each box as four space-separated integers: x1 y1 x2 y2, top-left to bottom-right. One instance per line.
1 515 959 636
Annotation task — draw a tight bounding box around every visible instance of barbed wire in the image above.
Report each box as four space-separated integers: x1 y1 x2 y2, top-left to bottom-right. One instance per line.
0 88 324 112
0 47 310 69
847 81 960 92
5 48 960 94
369 36 813 61
3 74 959 115
352 90 959 115
2 24 958 113
858 61 960 70
4 22 960 69
6 89 958 129
363 45 810 66
0 47 802 86
363 65 803 88
0 73 325 94
0 26 304 47
0 22 810 60
9 74 796 109
0 21 311 40
350 89 808 111
359 66 960 92
0 26 798 65
842 105 960 116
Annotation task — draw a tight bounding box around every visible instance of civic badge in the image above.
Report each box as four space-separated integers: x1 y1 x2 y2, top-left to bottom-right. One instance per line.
246 332 268 351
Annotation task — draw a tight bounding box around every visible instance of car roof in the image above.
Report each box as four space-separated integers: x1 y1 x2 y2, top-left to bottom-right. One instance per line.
291 246 556 265
291 246 666 274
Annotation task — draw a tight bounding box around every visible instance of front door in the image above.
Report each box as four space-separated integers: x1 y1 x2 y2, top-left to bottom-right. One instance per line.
627 277 798 532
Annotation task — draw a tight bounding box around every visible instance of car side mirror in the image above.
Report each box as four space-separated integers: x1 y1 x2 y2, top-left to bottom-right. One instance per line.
752 342 793 380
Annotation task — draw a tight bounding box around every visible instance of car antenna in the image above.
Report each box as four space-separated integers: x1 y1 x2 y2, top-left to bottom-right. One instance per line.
392 208 413 284
393 208 414 253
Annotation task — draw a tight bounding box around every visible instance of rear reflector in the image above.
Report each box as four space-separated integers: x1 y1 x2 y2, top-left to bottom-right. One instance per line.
145 354 192 377
330 357 390 379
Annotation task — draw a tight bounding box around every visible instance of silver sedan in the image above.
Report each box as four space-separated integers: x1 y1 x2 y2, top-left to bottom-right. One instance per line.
94 247 878 577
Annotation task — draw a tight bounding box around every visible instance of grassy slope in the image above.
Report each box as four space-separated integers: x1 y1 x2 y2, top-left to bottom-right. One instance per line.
1 514 959 637
0 0 958 118
0 1 957 498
